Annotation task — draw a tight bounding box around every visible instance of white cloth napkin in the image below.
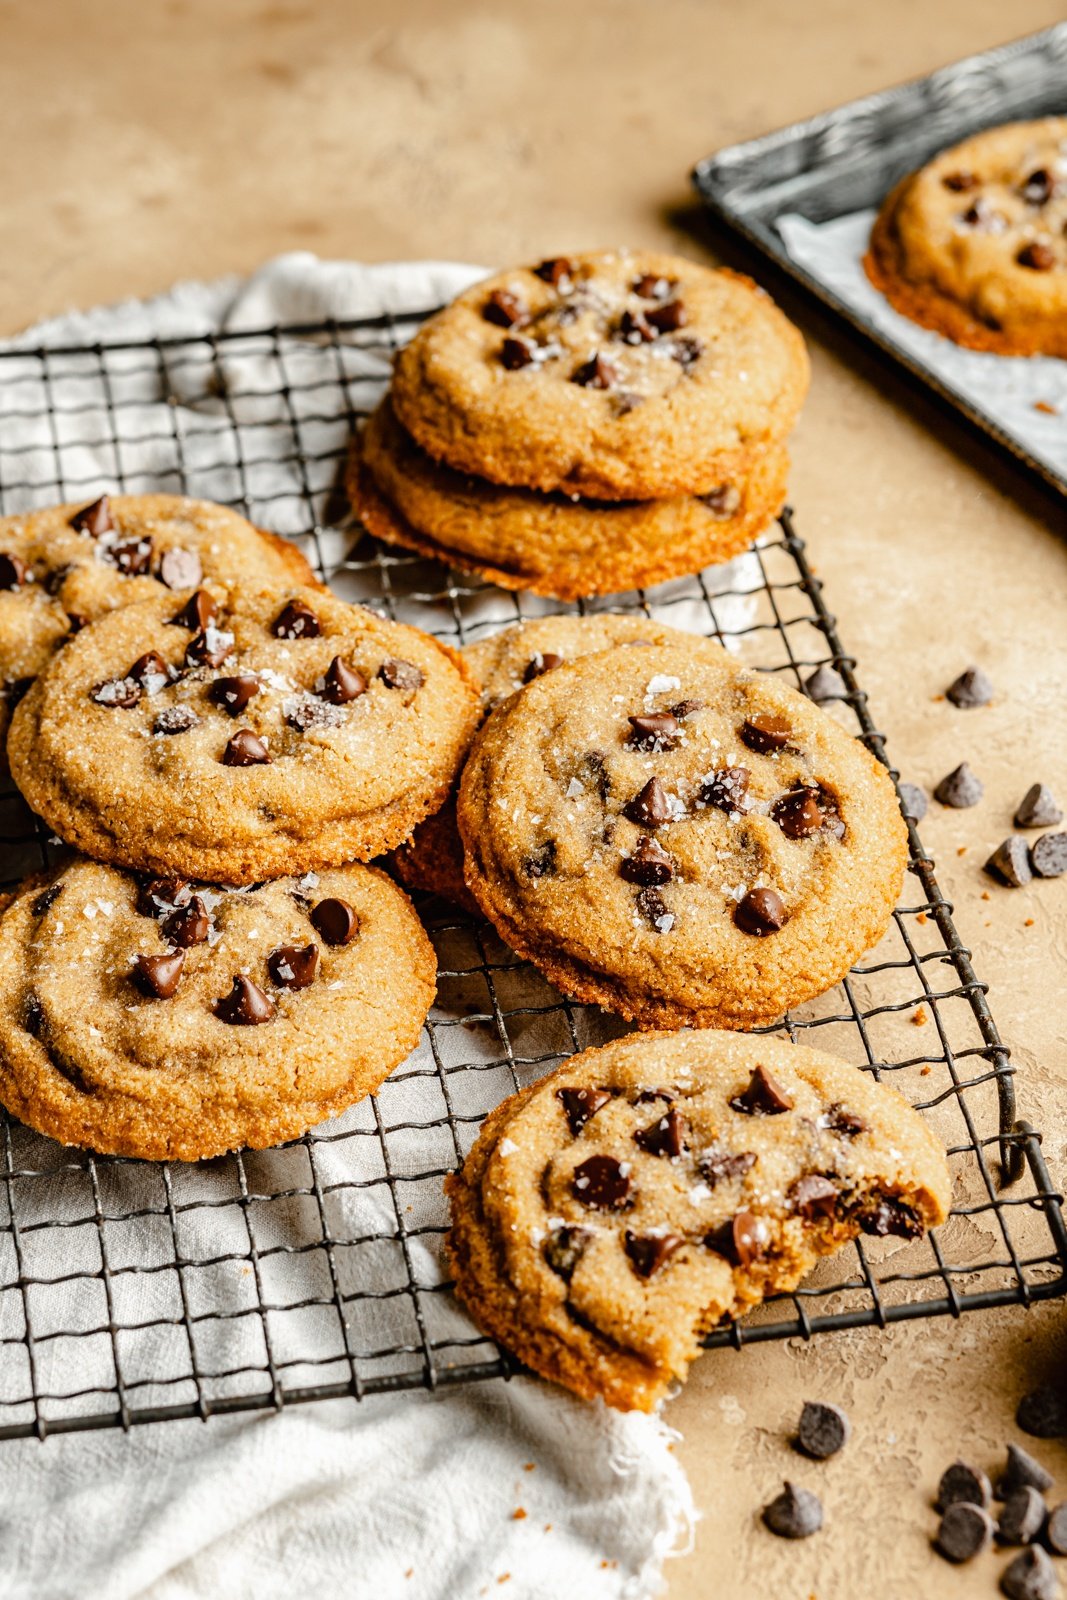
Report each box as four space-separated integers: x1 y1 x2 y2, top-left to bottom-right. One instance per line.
0 255 695 1600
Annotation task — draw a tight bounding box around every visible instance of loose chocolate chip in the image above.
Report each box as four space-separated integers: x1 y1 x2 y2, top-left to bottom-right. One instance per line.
533 256 574 288
318 656 367 705
91 676 141 709
1022 169 1055 205
946 665 994 707
111 538 154 576
500 335 536 370
701 485 742 519
741 713 791 754
789 1174 839 1221
620 835 673 886
997 1444 1054 1499
158 547 203 591
137 877 191 917
624 1231 683 1279
209 674 260 716
985 837 1034 888
803 663 847 703
731 1063 794 1116
934 763 983 808
772 787 827 840
483 288 528 328
133 951 185 1000
543 1225 590 1281
69 495 114 535
822 1102 868 1138
796 1400 851 1460
129 650 172 688
1017 1382 1067 1439
171 589 217 631
572 1154 632 1211
272 599 321 640
699 1148 757 1187
153 705 199 735
32 884 63 916
1046 1502 1067 1555
627 712 680 751
222 729 271 766
572 353 619 389
268 943 319 990
670 698 704 719
635 886 674 932
669 335 704 367
700 766 752 814
633 272 674 299
214 974 275 1026
617 308 657 344
858 1196 923 1239
644 298 687 333
0 553 27 591
938 1461 994 1513
1000 1547 1059 1600
762 1482 823 1540
936 1502 995 1563
705 1209 768 1268
943 171 979 193
523 651 563 683
624 777 672 828
163 895 210 948
898 782 928 823
311 896 359 946
1014 784 1063 829
1032 833 1067 879
634 1108 687 1158
998 1487 1048 1547
734 887 788 937
557 1086 613 1136
524 840 557 879
185 626 235 669
378 658 424 692
1018 242 1056 271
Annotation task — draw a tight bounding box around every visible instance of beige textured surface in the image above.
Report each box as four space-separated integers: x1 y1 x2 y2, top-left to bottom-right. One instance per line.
1 2 1065 1593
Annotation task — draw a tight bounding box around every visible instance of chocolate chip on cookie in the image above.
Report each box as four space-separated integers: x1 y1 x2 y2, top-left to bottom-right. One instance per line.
91 676 141 709
272 599 321 639
572 1154 632 1210
633 1107 687 1158
311 896 359 945
163 895 210 947
319 656 367 704
571 353 619 389
267 943 319 990
620 835 673 886
734 886 787 936
209 674 261 715
158 547 203 591
741 713 791 754
731 1063 794 1115
557 1085 613 1136
134 951 185 1000
186 626 235 669
0 553 27 590
624 1231 683 1279
483 288 528 328
624 777 672 827
69 494 114 535
378 658 424 691
171 589 218 631
627 711 680 751
222 729 271 767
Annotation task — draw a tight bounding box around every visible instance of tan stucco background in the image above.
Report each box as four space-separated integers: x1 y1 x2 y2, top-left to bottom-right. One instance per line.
2 2 1066 1593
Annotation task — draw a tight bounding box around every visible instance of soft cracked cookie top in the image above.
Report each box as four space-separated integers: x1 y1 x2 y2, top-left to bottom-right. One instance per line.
391 250 809 499
448 1030 950 1410
870 117 1067 354
0 493 315 703
0 857 436 1160
458 641 908 1027
9 582 479 883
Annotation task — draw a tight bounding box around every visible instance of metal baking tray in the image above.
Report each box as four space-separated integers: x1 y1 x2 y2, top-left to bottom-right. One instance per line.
692 24 1067 500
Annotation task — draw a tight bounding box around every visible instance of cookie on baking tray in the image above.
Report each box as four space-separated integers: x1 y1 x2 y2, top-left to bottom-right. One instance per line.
0 856 435 1160
351 397 789 600
0 494 317 737
446 1029 950 1410
8 581 480 885
390 250 809 500
866 117 1067 356
390 612 705 909
457 637 907 1029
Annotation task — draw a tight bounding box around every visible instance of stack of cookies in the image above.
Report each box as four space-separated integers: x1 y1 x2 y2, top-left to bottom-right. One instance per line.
350 249 809 599
0 493 480 1159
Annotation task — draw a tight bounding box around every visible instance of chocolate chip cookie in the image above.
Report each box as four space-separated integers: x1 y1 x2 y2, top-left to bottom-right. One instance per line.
351 398 788 599
446 1029 950 1410
457 640 908 1028
0 494 317 742
391 613 715 909
0 856 436 1159
866 118 1067 355
391 251 809 500
9 583 480 884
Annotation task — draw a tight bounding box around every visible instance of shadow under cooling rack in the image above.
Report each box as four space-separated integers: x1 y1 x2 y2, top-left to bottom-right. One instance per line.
0 315 1063 1440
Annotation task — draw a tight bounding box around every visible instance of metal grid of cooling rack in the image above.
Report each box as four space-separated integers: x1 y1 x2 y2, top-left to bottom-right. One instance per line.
0 311 1064 1441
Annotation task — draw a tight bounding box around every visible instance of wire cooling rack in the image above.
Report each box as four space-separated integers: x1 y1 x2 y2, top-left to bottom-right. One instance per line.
0 311 1064 1442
